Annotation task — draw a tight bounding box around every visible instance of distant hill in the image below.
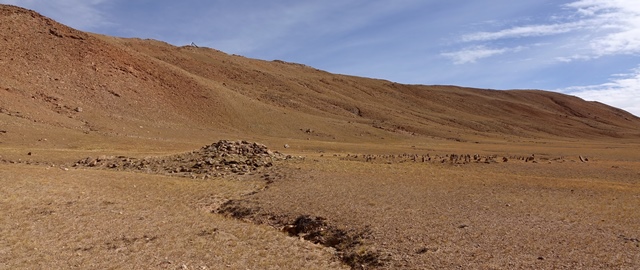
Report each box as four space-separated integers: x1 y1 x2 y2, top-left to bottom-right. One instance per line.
1 4 639 144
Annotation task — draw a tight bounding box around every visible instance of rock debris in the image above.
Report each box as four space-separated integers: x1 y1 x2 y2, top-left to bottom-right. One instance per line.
74 140 290 178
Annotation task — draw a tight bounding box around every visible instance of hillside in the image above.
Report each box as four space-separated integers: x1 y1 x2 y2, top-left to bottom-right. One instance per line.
1 3 640 146
2 5 640 270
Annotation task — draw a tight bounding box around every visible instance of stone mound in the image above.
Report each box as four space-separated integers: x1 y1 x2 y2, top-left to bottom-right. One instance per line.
74 140 288 178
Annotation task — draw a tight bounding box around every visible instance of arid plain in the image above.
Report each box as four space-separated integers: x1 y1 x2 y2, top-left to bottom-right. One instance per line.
1 5 640 269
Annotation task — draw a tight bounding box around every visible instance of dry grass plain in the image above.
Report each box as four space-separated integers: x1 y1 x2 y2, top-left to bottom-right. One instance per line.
0 163 346 270
2 137 639 269
220 139 640 269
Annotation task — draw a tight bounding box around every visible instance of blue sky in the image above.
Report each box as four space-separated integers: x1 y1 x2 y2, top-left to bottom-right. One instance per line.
3 0 640 116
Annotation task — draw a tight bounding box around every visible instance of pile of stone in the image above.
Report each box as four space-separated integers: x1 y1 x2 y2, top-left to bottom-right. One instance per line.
74 140 288 178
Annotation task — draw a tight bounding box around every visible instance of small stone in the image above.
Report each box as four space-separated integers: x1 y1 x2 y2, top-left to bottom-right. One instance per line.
75 107 83 112
284 144 290 149
88 159 98 167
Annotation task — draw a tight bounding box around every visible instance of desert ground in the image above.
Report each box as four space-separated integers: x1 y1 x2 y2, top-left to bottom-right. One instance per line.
2 132 639 269
1 4 640 269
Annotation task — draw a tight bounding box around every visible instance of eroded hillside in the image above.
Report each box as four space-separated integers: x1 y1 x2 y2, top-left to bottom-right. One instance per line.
1 4 639 146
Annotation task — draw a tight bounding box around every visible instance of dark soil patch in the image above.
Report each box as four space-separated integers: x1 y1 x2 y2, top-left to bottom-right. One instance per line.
217 199 386 269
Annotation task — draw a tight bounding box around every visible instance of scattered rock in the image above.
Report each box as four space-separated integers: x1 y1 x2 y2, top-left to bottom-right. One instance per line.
74 107 83 112
284 144 290 149
74 140 288 178
338 152 564 165
416 247 438 254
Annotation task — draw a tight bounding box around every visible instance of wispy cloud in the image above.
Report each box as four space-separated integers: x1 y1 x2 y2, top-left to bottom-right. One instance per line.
567 0 640 58
445 0 640 64
461 22 585 42
562 66 640 116
441 46 525 64
194 0 426 57
441 0 640 113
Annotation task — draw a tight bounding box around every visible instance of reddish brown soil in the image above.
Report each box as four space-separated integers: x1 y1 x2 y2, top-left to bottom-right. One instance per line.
1 4 640 269
1 4 639 146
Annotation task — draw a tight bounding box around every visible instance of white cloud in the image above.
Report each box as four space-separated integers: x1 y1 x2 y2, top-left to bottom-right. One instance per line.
562 66 640 116
589 23 640 57
461 22 584 42
444 0 640 116
441 46 526 64
572 0 640 58
566 0 640 16
441 46 508 64
448 0 640 64
555 54 594 62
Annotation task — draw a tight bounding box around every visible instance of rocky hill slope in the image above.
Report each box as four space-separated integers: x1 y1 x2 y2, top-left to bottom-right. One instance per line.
1 4 639 144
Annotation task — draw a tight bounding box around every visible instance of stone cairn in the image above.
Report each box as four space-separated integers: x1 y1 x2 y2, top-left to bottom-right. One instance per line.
74 140 289 178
